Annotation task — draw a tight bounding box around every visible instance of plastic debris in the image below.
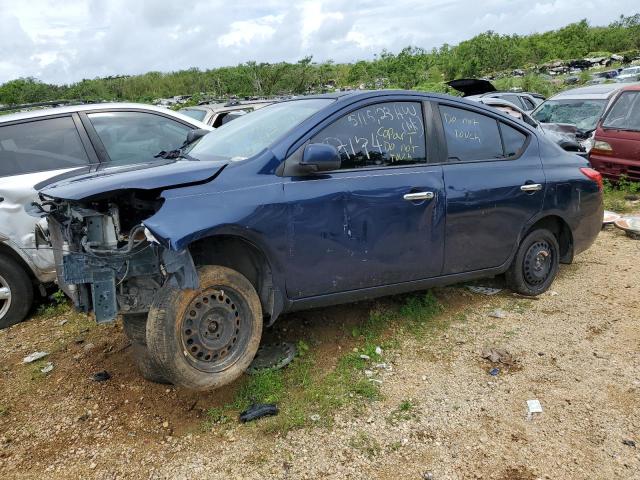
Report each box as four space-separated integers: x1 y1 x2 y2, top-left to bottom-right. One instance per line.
40 362 54 374
310 414 320 422
239 403 279 423
247 342 296 374
489 367 500 376
364 369 374 377
375 346 383 355
359 354 371 360
603 210 621 225
467 286 502 295
489 308 507 319
614 216 640 239
91 370 111 382
57 319 68 326
622 439 636 448
23 351 49 363
526 399 543 420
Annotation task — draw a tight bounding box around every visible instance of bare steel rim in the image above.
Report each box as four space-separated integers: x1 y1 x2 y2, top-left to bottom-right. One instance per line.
179 287 253 373
0 273 11 320
523 240 554 287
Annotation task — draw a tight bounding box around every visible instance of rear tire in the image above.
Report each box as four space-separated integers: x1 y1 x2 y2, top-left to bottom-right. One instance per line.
122 313 171 384
146 265 262 391
0 254 34 329
506 228 559 296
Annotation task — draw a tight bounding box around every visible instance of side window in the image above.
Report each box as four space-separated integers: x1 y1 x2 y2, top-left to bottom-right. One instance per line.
439 105 503 161
500 94 525 109
311 101 426 169
500 122 527 157
0 117 89 177
522 97 536 110
87 112 192 165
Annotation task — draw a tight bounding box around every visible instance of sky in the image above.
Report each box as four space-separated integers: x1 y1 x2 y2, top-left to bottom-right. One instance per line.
0 0 637 85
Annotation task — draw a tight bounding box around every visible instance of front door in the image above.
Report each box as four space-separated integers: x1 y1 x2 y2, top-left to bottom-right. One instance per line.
283 100 445 298
436 103 545 274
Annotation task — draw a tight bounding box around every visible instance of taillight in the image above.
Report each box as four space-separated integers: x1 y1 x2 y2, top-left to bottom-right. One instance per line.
580 167 603 190
591 140 613 154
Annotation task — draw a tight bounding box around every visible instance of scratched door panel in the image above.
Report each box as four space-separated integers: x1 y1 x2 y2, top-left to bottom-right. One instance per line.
283 166 445 298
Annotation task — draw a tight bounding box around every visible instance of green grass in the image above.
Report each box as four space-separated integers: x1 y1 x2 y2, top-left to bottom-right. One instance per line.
203 291 446 435
0 405 8 417
349 431 382 458
35 290 70 317
603 176 640 213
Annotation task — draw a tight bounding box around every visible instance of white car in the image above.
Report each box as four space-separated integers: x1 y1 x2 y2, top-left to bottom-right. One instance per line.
0 103 211 328
616 66 640 83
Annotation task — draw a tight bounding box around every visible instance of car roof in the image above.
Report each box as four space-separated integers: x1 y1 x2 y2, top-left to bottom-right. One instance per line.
549 83 638 100
0 102 209 127
181 100 275 112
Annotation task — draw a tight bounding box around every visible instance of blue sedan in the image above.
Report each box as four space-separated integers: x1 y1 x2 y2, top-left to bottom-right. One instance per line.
39 90 603 389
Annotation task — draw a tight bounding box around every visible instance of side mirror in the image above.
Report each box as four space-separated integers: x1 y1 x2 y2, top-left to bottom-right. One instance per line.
299 143 341 174
185 128 209 145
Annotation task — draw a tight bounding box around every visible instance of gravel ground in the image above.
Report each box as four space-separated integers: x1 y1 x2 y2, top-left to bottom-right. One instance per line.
0 227 638 480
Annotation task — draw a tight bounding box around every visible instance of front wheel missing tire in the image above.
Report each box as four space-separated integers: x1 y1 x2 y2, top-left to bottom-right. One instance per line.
146 265 263 390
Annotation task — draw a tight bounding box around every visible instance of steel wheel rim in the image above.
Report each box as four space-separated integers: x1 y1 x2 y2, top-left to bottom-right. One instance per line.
0 273 11 320
523 240 553 286
179 287 252 373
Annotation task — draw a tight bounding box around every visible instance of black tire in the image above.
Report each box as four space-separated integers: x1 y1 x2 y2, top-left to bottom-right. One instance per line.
506 228 560 296
146 265 263 390
122 313 171 384
0 254 34 329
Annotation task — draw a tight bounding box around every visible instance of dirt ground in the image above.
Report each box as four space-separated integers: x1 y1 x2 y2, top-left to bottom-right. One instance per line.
1 226 639 480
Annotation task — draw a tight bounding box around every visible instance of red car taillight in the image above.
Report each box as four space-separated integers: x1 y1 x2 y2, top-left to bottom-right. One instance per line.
580 167 603 190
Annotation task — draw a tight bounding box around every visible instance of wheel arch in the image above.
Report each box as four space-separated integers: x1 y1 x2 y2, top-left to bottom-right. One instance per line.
522 214 574 264
0 242 37 282
187 234 286 325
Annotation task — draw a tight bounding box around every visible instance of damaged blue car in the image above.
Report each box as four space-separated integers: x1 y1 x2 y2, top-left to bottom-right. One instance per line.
37 90 603 389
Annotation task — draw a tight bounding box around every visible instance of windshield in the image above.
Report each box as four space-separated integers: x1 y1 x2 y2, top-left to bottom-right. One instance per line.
179 109 207 122
187 99 333 160
532 99 607 132
602 90 640 131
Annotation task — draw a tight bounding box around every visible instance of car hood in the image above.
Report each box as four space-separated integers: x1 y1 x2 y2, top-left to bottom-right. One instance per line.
38 159 228 201
447 78 497 96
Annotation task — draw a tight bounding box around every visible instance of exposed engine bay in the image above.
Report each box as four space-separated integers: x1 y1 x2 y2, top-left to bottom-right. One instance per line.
39 190 197 323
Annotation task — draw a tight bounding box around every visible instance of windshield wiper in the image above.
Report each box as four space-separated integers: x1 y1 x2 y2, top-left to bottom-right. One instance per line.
154 148 200 161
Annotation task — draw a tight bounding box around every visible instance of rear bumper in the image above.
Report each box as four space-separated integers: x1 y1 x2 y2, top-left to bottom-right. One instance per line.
589 154 640 182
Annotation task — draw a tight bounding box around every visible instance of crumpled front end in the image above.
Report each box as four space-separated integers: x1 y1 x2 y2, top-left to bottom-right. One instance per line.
43 192 197 323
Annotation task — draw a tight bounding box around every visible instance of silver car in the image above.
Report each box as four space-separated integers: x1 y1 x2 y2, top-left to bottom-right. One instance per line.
0 103 211 328
179 100 273 127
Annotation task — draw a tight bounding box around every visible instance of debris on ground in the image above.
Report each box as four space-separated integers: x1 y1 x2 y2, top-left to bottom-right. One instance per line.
90 370 111 382
359 354 370 360
603 210 621 225
56 319 68 326
489 367 500 376
489 308 507 319
310 414 320 422
375 346 383 355
614 216 640 239
526 399 543 420
246 342 296 374
480 348 516 366
467 286 502 295
22 351 48 363
239 404 279 423
622 439 636 448
40 362 53 374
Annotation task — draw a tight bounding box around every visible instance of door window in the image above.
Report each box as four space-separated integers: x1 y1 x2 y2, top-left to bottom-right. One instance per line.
87 112 192 165
602 91 640 131
310 101 427 169
440 105 528 161
0 116 89 177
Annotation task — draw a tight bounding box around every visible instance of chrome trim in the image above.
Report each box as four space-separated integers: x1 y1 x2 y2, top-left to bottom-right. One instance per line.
403 191 435 201
520 184 542 192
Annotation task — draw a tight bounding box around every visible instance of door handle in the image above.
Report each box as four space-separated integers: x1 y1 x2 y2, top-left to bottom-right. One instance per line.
520 183 542 192
403 191 434 201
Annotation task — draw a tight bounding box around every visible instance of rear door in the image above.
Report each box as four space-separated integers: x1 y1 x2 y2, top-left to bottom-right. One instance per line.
436 102 545 274
283 99 445 298
0 115 95 276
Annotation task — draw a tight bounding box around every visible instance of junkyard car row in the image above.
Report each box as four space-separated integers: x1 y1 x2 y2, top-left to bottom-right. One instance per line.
30 90 603 389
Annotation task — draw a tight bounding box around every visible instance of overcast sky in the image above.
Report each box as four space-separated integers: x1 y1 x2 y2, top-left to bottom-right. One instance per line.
0 0 637 85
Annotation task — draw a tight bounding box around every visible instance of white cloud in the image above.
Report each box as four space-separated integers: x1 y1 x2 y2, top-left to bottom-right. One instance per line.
0 0 637 84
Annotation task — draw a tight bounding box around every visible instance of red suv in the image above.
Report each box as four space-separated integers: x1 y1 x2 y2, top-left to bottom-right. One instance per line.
589 84 640 181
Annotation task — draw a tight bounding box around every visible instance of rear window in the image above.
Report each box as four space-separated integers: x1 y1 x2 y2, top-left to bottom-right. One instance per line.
602 91 640 131
0 117 89 177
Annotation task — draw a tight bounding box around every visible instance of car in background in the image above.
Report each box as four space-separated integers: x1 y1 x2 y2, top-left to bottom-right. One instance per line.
480 98 584 154
37 90 603 389
447 78 544 112
0 103 211 328
589 84 640 181
616 66 640 83
531 83 639 153
179 100 274 128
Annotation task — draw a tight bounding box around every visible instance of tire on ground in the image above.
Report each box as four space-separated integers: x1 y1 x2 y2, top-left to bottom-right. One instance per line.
506 228 560 296
0 254 34 329
146 265 262 390
122 313 171 384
